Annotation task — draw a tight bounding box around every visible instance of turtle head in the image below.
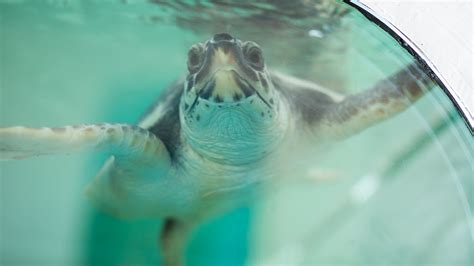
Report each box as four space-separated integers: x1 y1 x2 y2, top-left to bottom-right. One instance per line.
184 33 274 105
180 33 287 165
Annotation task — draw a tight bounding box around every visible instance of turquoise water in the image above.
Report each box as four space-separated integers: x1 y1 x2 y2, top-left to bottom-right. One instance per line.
0 1 472 265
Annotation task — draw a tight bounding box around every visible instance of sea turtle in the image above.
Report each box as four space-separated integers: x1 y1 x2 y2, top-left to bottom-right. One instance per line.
0 33 433 265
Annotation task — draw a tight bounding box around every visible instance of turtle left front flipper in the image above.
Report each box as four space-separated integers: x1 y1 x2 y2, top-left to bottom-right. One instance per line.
318 63 435 139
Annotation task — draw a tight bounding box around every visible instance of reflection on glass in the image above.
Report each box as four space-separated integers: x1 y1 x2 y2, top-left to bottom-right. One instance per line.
0 1 472 266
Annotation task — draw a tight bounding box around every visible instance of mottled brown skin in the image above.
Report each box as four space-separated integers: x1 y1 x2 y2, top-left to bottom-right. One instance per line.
317 63 434 139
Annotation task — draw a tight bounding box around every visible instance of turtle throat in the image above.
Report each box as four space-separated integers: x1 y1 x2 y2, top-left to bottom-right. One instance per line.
180 94 287 166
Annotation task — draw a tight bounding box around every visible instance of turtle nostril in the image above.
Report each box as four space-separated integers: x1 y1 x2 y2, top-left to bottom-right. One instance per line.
213 33 234 42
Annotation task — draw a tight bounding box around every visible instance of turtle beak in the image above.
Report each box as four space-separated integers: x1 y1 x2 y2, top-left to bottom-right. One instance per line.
209 33 239 71
212 47 237 67
192 33 262 103
195 33 239 83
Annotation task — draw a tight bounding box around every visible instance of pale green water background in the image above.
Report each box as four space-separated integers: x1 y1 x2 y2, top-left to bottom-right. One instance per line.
0 1 472 265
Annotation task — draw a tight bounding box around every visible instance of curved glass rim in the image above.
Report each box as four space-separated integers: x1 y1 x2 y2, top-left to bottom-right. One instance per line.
344 0 474 134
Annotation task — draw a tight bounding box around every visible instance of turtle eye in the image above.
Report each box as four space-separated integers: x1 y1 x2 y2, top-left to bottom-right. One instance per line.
244 43 264 70
187 44 204 73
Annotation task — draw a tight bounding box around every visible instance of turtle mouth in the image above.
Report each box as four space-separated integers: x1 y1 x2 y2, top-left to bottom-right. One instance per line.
228 70 272 109
198 69 270 104
187 69 271 115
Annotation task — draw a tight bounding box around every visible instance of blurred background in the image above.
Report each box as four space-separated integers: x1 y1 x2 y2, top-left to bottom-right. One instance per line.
0 0 472 265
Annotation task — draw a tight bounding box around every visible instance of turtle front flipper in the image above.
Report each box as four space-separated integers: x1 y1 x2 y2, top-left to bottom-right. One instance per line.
0 123 174 217
318 63 435 139
0 124 170 164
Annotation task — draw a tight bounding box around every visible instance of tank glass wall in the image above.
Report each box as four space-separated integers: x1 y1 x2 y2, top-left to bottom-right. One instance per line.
0 1 472 265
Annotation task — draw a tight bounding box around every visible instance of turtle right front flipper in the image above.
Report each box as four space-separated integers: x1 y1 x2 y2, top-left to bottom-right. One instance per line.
0 124 170 165
0 123 177 218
